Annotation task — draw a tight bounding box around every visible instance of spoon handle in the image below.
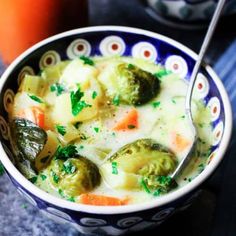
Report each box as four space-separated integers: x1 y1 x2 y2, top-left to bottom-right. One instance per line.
171 0 226 180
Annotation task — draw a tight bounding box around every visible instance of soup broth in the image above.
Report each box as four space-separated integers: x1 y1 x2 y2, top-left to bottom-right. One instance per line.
8 56 213 205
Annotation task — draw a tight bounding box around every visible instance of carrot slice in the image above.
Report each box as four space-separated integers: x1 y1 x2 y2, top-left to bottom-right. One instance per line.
16 106 44 128
80 194 129 206
171 132 190 152
113 109 138 131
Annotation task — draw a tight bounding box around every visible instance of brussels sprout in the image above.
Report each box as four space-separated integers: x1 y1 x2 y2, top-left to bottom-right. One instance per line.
10 118 47 174
98 63 160 106
46 156 101 196
100 139 177 191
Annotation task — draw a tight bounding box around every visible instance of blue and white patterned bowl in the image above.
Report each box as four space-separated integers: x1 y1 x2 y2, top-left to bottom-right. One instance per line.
143 0 236 29
0 26 232 235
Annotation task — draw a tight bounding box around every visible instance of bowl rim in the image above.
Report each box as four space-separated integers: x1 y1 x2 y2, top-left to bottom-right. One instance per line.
0 26 232 215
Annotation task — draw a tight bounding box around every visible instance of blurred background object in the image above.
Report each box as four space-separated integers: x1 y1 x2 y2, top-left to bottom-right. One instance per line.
141 0 236 29
0 0 88 64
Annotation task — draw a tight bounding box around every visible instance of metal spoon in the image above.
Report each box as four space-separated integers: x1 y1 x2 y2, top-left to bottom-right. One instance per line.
169 0 226 186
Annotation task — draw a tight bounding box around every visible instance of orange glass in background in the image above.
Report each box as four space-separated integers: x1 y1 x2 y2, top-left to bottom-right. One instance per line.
0 0 88 64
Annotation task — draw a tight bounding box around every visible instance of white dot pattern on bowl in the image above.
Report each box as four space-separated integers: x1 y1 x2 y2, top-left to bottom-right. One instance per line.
46 207 72 221
40 210 69 225
193 73 210 99
80 217 107 226
117 217 143 228
17 66 35 85
132 42 157 62
207 148 218 164
99 36 126 56
212 121 224 146
0 115 9 140
17 188 37 207
207 96 221 122
151 207 175 221
66 39 91 59
3 89 15 113
165 55 188 78
39 50 61 70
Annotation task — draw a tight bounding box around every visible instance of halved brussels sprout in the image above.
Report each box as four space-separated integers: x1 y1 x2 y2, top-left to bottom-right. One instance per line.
98 62 160 105
100 139 177 191
46 155 101 196
10 118 47 174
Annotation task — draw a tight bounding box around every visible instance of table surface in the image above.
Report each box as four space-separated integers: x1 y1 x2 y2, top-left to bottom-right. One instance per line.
1 0 236 235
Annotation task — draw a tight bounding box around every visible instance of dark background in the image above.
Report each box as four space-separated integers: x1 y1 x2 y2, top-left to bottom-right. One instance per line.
0 0 236 235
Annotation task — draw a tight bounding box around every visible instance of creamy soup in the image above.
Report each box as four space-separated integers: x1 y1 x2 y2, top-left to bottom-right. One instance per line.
8 56 213 205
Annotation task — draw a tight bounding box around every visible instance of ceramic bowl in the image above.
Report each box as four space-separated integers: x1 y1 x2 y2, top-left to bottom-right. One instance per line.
0 26 232 235
143 0 236 29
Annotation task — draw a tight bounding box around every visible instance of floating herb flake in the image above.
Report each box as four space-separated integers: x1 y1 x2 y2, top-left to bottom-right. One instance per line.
92 91 97 99
68 196 75 202
50 83 65 96
28 94 43 103
127 63 135 69
73 121 82 129
140 178 151 194
29 176 38 184
56 125 66 136
112 162 118 175
58 189 64 197
70 86 91 116
171 98 176 104
80 55 94 66
63 161 76 174
152 101 161 108
112 95 120 106
54 145 78 161
51 171 59 184
94 127 99 133
40 174 47 181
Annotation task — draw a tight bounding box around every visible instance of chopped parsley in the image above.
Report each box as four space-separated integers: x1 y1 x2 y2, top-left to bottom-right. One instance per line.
0 162 4 176
153 188 163 196
94 127 99 133
112 95 120 106
111 162 118 175
198 163 205 173
68 196 75 202
58 189 64 197
80 55 94 66
54 145 78 161
29 176 38 184
152 101 161 108
40 174 47 181
180 115 185 119
50 83 65 96
63 161 76 174
154 69 171 80
127 124 136 129
157 176 172 185
51 171 60 184
92 91 97 99
171 98 176 104
140 178 151 194
198 123 204 128
127 63 135 69
28 94 43 103
56 125 66 136
40 155 50 164
70 86 91 116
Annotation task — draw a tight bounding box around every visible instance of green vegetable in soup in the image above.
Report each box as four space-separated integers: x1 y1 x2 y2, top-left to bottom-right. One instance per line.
98 62 160 105
45 155 101 196
100 139 177 191
10 118 47 172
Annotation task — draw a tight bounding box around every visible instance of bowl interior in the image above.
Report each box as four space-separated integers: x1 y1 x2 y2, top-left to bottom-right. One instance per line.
0 26 231 214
